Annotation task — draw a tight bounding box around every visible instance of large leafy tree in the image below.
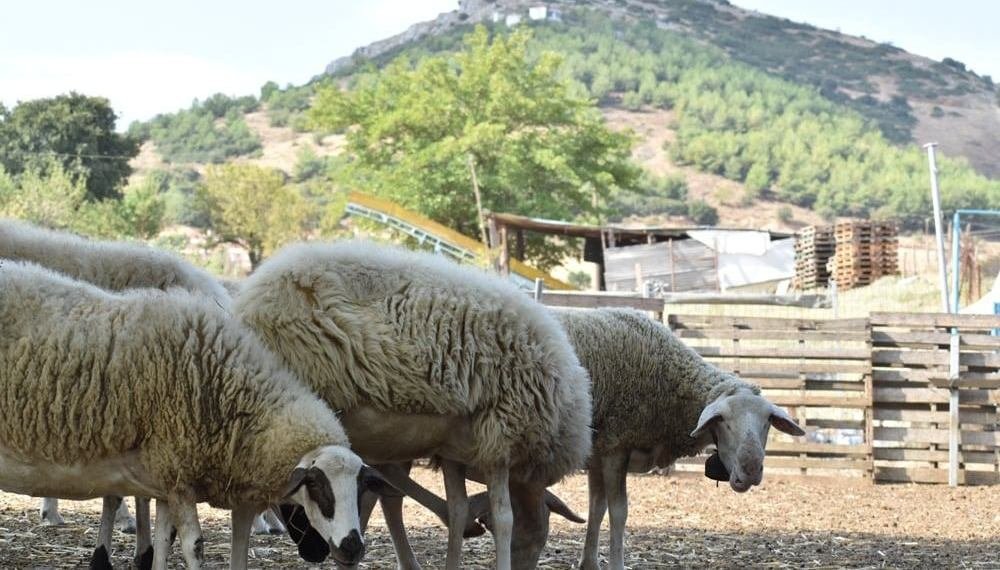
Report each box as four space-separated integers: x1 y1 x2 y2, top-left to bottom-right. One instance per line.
198 163 308 268
310 26 640 267
0 93 139 201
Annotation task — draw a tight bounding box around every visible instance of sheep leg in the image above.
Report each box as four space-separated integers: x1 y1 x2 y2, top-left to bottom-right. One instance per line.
151 500 173 570
602 451 629 570
487 466 513 570
115 496 137 533
89 495 122 569
39 497 65 525
230 504 257 570
173 500 204 569
579 458 607 570
134 497 154 570
378 462 485 537
442 459 469 570
379 491 422 570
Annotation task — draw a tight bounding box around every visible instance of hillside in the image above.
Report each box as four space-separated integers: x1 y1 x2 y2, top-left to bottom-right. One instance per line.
126 0 1000 233
326 0 1000 178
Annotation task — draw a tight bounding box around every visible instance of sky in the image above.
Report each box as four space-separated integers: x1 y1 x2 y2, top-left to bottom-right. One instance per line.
1 1 997 128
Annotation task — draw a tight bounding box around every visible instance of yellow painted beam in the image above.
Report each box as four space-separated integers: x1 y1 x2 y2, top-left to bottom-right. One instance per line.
347 192 574 290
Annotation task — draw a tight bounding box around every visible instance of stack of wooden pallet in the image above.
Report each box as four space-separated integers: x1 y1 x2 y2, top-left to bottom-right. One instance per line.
828 221 898 289
793 225 835 289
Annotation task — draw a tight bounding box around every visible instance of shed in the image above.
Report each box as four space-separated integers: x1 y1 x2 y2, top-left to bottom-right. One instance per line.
485 211 793 292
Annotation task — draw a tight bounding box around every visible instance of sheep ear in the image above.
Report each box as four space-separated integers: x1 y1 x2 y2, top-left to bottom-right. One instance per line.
545 490 585 524
359 465 396 496
769 404 805 436
690 400 723 438
283 467 309 498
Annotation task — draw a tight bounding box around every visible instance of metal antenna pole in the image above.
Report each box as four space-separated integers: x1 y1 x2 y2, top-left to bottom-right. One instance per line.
925 143 951 312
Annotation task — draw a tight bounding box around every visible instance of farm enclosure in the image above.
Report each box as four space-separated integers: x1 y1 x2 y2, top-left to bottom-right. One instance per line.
668 311 1000 484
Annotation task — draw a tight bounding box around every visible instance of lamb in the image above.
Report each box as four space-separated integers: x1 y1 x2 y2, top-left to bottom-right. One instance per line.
233 240 593 570
354 308 804 570
0 261 379 570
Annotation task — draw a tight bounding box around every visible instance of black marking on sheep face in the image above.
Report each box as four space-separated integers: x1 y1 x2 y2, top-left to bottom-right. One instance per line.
281 464 400 565
278 503 330 563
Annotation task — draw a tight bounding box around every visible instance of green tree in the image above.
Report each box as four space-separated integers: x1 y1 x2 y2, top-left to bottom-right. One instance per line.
310 26 639 267
0 159 86 228
0 159 144 239
0 93 139 200
198 163 308 268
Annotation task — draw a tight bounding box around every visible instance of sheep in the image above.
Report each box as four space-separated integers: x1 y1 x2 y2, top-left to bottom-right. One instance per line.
0 219 288 548
0 219 281 555
0 218 229 307
353 308 805 570
0 260 380 570
234 240 593 570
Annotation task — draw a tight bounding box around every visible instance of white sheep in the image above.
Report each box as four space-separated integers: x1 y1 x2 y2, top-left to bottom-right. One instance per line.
0 219 287 552
234 240 593 570
355 308 805 570
0 261 380 570
556 308 804 570
0 218 229 306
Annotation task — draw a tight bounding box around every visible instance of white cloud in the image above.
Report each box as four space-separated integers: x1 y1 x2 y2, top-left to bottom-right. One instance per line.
0 52 261 127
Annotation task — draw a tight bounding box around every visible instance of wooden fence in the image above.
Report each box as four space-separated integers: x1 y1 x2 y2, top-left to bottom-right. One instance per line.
533 288 1000 485
870 312 1000 485
668 314 874 479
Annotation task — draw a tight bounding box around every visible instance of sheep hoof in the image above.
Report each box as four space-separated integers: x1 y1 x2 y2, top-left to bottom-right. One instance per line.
40 510 66 526
88 545 113 570
135 545 154 570
463 520 487 538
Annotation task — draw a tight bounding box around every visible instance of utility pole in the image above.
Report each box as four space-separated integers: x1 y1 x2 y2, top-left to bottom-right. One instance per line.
926 142 960 487
924 143 951 313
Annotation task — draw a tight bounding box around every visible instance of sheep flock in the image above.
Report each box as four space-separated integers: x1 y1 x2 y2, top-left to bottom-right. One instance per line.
0 219 804 570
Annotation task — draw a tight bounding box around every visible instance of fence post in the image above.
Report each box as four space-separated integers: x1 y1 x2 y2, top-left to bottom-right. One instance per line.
533 278 544 302
948 332 961 486
864 318 875 480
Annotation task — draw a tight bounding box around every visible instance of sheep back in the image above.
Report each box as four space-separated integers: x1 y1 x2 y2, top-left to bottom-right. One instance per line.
235 241 592 484
0 219 230 306
0 261 346 508
555 308 755 463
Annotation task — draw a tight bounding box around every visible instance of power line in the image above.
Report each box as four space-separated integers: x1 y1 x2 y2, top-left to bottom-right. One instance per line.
15 150 136 161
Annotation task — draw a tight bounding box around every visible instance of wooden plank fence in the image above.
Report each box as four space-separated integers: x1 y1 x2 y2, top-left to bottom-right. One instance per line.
531 289 1000 485
870 312 1000 485
667 314 873 479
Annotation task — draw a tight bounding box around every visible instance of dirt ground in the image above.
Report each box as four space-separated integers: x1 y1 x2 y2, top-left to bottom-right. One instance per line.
1 469 997 569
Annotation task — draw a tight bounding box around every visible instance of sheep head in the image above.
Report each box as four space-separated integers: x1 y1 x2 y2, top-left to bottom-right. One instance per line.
690 390 803 493
280 447 386 567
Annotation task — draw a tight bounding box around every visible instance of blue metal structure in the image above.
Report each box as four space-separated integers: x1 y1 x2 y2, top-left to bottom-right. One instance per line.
949 209 1000 314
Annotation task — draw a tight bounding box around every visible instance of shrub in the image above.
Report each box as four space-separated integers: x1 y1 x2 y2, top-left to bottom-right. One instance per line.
777 205 793 223
687 199 718 225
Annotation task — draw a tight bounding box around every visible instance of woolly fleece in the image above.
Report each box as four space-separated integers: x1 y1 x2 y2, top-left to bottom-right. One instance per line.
0 261 348 508
234 240 592 485
554 308 758 461
0 219 229 307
